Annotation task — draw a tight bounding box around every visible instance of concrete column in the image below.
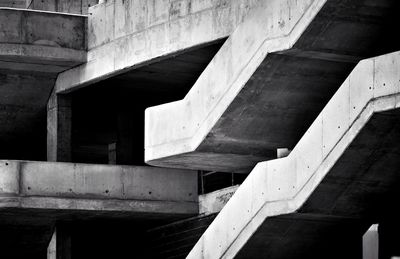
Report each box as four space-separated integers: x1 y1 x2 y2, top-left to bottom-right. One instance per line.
363 224 379 259
47 226 72 259
47 90 72 162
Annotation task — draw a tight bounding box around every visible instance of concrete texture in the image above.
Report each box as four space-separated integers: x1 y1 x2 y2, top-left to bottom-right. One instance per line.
0 8 87 160
0 0 28 8
199 185 238 215
186 51 400 258
145 0 400 173
0 160 198 214
363 225 379 259
0 8 87 73
47 91 72 162
55 0 256 93
27 0 98 14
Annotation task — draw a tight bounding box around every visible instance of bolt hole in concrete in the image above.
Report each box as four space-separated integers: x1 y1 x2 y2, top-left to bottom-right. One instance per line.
105 190 109 194
5 162 8 166
148 191 152 195
27 187 31 190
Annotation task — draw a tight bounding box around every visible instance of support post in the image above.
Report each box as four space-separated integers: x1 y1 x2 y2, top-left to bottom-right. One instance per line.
363 224 379 259
47 226 72 259
47 90 72 162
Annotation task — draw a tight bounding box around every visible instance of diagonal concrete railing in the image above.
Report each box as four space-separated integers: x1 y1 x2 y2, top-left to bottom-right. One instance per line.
55 0 257 93
186 51 400 258
0 160 198 215
145 0 327 171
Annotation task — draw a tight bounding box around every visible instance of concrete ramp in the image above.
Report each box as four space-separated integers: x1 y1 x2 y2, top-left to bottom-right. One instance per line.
0 160 198 216
145 0 400 173
186 51 400 258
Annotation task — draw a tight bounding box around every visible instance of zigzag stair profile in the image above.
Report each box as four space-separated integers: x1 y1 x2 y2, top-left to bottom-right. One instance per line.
186 51 400 258
145 0 400 173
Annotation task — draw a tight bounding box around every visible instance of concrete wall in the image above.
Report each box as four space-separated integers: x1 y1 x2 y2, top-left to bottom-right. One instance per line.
0 8 86 50
0 0 28 8
27 0 98 14
55 0 257 93
187 51 400 258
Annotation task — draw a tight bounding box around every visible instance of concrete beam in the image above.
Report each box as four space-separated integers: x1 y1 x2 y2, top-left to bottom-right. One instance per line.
47 90 72 162
55 0 256 93
145 0 327 171
0 160 198 215
0 8 87 73
186 51 400 258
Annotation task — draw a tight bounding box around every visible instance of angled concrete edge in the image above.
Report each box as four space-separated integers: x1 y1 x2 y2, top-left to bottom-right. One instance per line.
0 8 87 71
55 0 256 93
186 51 400 258
0 160 198 215
145 0 327 165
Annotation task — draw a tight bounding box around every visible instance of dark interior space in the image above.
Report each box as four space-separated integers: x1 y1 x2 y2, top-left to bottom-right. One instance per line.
71 40 225 166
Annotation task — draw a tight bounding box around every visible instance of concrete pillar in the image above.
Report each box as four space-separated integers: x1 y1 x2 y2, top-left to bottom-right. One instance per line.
47 90 72 162
363 224 379 259
47 226 72 259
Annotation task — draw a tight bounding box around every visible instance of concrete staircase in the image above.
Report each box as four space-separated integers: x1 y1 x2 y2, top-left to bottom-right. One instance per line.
185 51 400 258
145 0 400 173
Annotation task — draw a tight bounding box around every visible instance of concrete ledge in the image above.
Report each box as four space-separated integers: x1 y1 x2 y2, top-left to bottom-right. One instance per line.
0 8 87 72
145 0 327 168
55 0 256 93
0 160 198 215
187 51 400 258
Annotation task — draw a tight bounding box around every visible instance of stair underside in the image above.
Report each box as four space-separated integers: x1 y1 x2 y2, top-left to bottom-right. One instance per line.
237 109 400 258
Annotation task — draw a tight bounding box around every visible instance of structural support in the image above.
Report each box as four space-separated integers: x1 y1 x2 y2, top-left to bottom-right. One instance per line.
47 90 72 162
47 226 72 259
363 224 379 259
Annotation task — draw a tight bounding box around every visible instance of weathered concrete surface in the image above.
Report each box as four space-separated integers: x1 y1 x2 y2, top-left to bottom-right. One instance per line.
0 0 28 8
199 185 238 215
363 225 379 259
27 0 98 14
145 0 400 173
47 91 72 162
0 8 87 73
186 51 400 258
55 0 256 93
0 160 198 214
0 8 87 160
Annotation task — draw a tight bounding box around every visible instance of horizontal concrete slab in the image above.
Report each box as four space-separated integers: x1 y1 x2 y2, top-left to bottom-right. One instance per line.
0 160 198 215
187 51 400 258
0 8 87 73
55 0 256 93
